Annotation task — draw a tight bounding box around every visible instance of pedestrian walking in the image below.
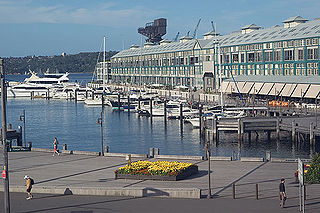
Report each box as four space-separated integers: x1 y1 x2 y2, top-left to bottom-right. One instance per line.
24 175 34 200
53 137 60 156
279 178 287 208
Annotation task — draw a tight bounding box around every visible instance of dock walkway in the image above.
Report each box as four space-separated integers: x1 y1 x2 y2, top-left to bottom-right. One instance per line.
0 150 319 202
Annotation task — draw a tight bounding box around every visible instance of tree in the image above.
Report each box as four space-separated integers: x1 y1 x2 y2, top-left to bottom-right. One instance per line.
305 153 320 184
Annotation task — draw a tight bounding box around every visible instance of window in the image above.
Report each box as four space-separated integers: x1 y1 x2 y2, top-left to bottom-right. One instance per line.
307 48 319 60
298 50 304 60
205 56 210 61
247 53 254 62
264 51 273 62
232 54 239 63
274 50 282 61
190 57 194 65
180 58 184 65
284 50 294 61
241 54 245 63
255 52 262 62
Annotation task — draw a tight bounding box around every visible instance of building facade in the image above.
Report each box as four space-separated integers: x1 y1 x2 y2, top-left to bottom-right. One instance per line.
101 16 320 92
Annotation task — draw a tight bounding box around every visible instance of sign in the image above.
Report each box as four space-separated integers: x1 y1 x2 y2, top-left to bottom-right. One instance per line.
298 158 304 185
2 170 6 179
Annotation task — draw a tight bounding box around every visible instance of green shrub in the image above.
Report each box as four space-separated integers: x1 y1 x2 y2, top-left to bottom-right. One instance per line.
306 153 320 184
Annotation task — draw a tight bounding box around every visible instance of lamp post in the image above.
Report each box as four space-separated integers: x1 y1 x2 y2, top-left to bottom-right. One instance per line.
97 111 104 156
19 109 26 147
1 58 10 213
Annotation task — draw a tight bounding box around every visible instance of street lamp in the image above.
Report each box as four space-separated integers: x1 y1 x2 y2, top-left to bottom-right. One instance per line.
96 111 104 156
19 109 26 147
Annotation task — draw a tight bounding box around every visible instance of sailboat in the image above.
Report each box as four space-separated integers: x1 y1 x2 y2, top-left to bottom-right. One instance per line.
84 35 111 106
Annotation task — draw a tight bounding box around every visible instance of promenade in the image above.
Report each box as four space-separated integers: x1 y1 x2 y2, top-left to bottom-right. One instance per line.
1 150 320 211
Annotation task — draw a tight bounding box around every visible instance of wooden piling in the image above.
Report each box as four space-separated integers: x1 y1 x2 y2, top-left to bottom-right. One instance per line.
164 99 167 120
180 103 183 121
75 89 78 102
237 118 243 142
149 99 153 117
310 122 315 146
117 93 121 111
199 105 203 137
213 116 218 143
292 120 296 142
276 118 280 140
92 91 94 100
127 95 130 113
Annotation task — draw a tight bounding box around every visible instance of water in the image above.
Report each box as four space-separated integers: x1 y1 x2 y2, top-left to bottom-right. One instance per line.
1 74 316 158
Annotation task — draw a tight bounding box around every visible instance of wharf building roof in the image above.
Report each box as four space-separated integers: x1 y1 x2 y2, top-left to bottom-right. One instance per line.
112 16 320 59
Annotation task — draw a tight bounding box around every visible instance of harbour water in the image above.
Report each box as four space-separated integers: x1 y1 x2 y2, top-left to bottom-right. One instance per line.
0 73 314 158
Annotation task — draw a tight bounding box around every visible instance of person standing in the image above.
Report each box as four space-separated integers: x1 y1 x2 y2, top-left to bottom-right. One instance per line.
24 175 34 200
279 178 286 208
53 137 60 156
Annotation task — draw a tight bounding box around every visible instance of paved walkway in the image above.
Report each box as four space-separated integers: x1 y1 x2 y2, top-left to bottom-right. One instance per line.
1 151 320 211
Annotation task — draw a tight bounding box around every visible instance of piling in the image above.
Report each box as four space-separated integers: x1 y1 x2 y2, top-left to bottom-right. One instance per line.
127 95 130 113
47 88 50 99
117 93 121 111
292 120 296 142
180 103 183 122
138 96 141 110
199 105 203 136
164 100 167 120
256 184 259 200
75 89 78 102
276 118 280 140
85 90 88 99
310 122 315 146
92 91 94 100
248 131 252 143
237 118 243 142
149 98 153 117
212 116 218 143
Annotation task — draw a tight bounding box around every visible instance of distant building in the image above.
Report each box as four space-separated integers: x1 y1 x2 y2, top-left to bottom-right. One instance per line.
98 16 320 93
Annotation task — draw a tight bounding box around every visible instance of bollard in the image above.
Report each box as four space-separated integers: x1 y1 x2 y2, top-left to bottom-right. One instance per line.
232 184 236 199
149 148 154 158
154 148 160 155
28 142 32 150
256 184 259 200
104 145 109 153
63 144 67 151
266 151 271 162
126 154 132 166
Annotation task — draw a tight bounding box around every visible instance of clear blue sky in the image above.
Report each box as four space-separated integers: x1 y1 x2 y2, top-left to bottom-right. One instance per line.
0 0 319 57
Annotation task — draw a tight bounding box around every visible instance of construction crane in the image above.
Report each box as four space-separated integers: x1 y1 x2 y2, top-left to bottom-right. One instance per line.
173 32 180 42
193 18 201 38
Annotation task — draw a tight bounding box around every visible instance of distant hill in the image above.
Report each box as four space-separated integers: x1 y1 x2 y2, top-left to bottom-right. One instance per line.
3 51 118 74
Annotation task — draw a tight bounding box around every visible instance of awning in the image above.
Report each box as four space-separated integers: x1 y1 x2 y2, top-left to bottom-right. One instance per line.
248 82 264 94
258 83 274 95
241 82 254 94
269 83 285 96
291 84 310 98
279 84 297 97
231 81 246 93
221 81 230 93
303 84 320 99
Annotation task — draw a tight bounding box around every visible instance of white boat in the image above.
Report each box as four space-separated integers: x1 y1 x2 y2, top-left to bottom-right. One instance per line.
7 70 72 98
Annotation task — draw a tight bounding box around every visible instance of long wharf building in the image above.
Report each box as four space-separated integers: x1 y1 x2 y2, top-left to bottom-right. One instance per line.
104 16 320 94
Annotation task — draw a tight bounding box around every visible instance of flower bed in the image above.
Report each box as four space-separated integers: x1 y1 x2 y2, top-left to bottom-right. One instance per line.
115 160 198 181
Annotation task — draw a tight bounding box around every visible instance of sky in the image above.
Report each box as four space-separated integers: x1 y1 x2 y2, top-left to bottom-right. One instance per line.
0 0 320 57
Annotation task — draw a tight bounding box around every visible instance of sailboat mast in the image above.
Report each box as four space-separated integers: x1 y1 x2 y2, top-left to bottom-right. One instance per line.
214 23 224 111
103 35 106 91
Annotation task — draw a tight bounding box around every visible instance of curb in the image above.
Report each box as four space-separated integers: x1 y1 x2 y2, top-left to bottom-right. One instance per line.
4 186 201 199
